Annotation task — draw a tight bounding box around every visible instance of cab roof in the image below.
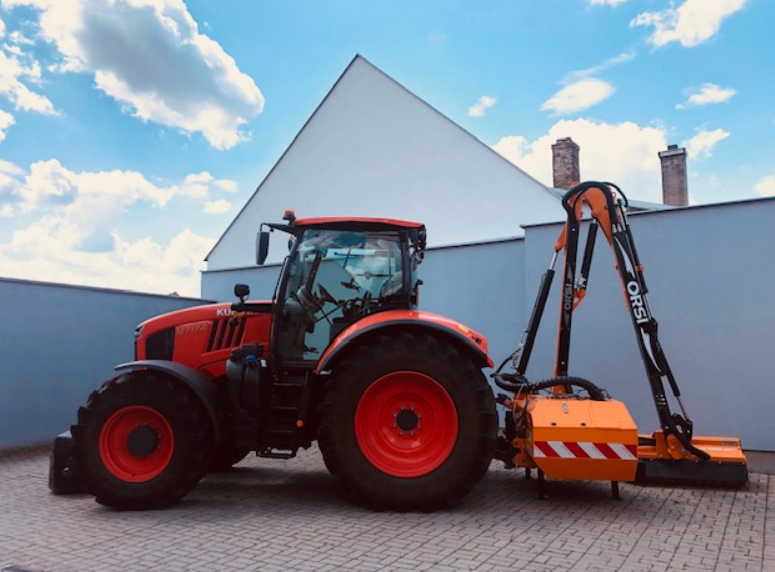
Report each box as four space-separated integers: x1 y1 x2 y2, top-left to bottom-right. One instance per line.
294 217 425 231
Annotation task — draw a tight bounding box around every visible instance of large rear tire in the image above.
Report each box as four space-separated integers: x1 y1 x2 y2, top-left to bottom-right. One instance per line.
70 372 213 510
317 332 497 511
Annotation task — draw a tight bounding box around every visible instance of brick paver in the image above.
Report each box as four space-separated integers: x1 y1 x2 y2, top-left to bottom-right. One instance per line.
0 445 770 572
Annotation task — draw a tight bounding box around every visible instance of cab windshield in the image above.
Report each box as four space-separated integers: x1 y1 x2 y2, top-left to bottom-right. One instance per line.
291 230 404 300
276 229 407 363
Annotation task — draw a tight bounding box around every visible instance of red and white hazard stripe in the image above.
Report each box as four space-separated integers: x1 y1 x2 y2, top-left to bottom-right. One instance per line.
532 441 637 460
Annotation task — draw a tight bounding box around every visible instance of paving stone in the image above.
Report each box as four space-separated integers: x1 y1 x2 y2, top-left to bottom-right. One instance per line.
0 447 771 572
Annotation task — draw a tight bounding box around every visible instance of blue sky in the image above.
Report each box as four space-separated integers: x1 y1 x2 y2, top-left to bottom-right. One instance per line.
0 0 772 296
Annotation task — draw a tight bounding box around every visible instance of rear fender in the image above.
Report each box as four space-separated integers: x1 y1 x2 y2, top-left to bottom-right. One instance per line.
315 310 493 374
115 360 223 442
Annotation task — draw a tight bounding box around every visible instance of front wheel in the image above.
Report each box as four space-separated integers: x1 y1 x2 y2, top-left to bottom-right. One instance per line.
70 372 213 510
317 332 497 511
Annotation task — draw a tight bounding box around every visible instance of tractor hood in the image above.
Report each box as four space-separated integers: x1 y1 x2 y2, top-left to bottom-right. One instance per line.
134 301 273 374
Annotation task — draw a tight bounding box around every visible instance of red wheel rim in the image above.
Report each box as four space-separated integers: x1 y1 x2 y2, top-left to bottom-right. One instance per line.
355 371 458 478
99 406 174 482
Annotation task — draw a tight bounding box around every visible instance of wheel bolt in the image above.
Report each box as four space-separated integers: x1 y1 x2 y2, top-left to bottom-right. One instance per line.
410 431 415 436
417 424 422 429
399 431 404 436
392 423 397 428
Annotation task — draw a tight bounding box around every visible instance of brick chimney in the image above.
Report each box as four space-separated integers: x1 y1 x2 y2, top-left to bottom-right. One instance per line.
552 137 580 189
659 144 688 206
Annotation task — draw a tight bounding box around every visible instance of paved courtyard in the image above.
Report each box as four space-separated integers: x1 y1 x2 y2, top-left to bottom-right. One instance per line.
0 445 771 572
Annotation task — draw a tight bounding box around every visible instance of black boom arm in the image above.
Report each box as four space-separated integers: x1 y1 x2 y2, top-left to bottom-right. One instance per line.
499 181 709 461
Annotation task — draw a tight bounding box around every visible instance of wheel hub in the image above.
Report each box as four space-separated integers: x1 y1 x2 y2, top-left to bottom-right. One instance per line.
396 409 418 432
126 425 159 457
355 371 459 478
99 405 174 482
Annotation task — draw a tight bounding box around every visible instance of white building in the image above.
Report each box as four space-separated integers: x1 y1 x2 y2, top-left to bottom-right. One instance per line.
204 55 564 273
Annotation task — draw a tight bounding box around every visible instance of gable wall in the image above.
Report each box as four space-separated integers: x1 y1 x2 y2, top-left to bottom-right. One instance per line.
207 57 562 271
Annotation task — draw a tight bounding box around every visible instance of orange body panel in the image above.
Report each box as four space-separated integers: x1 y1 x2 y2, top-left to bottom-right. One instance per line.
523 397 638 482
136 301 273 380
637 431 747 464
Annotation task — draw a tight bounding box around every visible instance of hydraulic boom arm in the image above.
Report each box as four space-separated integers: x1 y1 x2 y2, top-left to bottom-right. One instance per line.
502 181 709 461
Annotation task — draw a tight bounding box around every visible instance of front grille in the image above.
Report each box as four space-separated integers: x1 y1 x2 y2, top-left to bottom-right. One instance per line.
206 318 246 352
146 328 175 360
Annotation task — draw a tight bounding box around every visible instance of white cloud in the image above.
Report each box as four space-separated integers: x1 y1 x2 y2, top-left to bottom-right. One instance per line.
682 128 729 160
0 157 24 175
0 45 57 114
541 78 615 115
5 0 264 149
214 178 238 193
7 159 239 222
631 0 752 48
203 199 231 214
8 30 35 45
541 53 633 116
0 108 14 144
181 171 213 198
0 159 242 294
677 83 736 108
754 175 775 198
567 52 636 82
468 95 497 118
0 13 5 37
493 118 667 202
0 222 212 296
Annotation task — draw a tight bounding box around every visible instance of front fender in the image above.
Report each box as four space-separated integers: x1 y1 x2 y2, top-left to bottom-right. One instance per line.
315 310 493 374
115 360 223 442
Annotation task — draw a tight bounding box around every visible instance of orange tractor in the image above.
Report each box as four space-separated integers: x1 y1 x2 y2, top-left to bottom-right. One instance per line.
50 182 747 510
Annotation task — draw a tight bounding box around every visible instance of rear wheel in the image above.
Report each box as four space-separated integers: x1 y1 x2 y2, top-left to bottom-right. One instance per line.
318 332 497 511
70 372 213 510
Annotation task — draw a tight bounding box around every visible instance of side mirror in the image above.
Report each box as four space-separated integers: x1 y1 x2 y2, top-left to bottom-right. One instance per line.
256 231 270 265
234 283 250 302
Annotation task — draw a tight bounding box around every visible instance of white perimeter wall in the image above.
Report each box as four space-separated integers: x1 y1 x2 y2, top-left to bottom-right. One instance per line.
0 279 211 448
204 197 775 451
522 198 775 451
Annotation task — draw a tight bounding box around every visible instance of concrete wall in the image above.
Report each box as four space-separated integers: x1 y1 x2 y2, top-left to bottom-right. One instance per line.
201 263 282 303
203 197 775 452
522 198 775 451
403 239 527 370
7 196 770 451
0 278 211 448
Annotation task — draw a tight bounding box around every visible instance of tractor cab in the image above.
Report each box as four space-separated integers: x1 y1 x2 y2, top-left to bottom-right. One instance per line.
257 215 427 367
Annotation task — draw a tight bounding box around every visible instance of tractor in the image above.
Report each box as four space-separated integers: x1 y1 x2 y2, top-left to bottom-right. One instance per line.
50 182 748 511
53 212 497 511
